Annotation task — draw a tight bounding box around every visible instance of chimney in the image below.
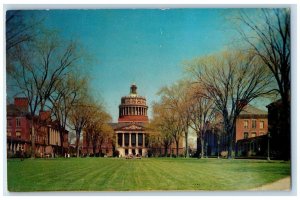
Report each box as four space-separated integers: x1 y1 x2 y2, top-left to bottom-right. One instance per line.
14 97 28 111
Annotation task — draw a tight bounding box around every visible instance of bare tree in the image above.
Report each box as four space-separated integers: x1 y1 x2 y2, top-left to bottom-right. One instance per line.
188 84 216 158
49 74 85 155
7 29 82 158
236 8 291 160
187 51 274 159
6 10 41 51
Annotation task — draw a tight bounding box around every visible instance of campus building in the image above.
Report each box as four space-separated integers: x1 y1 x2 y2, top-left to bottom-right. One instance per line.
6 97 68 158
235 105 269 157
112 84 149 157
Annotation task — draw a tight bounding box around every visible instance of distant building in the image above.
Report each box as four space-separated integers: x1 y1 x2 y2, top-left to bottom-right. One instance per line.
82 130 114 157
236 105 268 141
113 84 149 157
7 98 31 157
6 97 68 158
235 105 268 157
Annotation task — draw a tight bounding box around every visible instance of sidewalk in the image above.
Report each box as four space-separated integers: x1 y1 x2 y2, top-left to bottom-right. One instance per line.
250 176 291 191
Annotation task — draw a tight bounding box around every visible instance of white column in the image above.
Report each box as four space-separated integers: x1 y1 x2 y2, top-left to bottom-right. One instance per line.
129 133 132 147
136 133 139 147
122 133 125 147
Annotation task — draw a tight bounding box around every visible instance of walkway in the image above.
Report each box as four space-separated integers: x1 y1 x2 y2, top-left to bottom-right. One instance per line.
250 176 291 191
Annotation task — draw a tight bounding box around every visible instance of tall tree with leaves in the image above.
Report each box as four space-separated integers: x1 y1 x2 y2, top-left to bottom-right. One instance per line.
158 81 192 157
84 103 112 156
150 102 175 157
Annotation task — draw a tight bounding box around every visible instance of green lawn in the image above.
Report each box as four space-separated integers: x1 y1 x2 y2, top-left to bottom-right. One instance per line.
7 158 290 191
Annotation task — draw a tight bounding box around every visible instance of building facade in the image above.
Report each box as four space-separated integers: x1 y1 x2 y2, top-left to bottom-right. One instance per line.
235 105 268 157
6 97 68 158
113 84 149 157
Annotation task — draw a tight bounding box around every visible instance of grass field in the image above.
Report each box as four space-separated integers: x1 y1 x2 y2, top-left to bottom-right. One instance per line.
7 158 290 192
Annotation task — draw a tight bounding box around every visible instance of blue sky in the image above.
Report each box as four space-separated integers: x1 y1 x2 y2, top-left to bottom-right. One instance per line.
9 9 246 121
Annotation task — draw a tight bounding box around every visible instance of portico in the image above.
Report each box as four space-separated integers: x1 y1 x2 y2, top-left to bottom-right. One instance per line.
116 130 146 156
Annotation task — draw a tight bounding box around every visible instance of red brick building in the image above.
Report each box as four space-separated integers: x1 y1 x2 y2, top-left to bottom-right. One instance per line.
6 97 68 158
235 105 269 157
236 105 268 141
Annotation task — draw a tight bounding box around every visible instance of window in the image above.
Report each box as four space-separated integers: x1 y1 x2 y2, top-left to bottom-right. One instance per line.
7 119 12 127
243 120 249 129
7 131 11 136
260 121 264 129
16 131 21 138
244 132 249 139
252 120 256 128
251 132 257 138
16 118 21 127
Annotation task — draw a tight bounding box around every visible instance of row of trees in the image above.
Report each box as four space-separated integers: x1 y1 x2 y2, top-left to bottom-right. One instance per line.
6 11 113 158
149 8 290 160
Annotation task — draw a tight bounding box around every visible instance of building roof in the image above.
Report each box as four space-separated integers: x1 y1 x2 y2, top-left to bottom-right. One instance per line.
7 104 29 117
108 122 147 131
239 105 267 117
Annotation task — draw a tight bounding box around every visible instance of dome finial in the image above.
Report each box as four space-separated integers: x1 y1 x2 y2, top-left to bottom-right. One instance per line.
130 84 137 96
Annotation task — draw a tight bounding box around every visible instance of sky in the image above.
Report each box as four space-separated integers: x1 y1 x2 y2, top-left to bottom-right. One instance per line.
7 9 260 122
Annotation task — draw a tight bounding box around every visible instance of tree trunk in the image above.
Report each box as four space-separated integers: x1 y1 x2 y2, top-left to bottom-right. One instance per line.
227 128 234 159
196 136 201 158
76 132 80 158
201 138 205 159
164 144 168 157
30 123 36 158
185 131 189 158
176 140 179 157
60 131 65 156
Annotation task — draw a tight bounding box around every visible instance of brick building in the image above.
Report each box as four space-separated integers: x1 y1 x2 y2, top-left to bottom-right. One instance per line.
235 105 268 141
6 97 68 158
235 105 268 157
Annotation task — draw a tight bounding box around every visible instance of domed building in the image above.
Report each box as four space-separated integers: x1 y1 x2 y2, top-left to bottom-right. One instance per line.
113 84 149 157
